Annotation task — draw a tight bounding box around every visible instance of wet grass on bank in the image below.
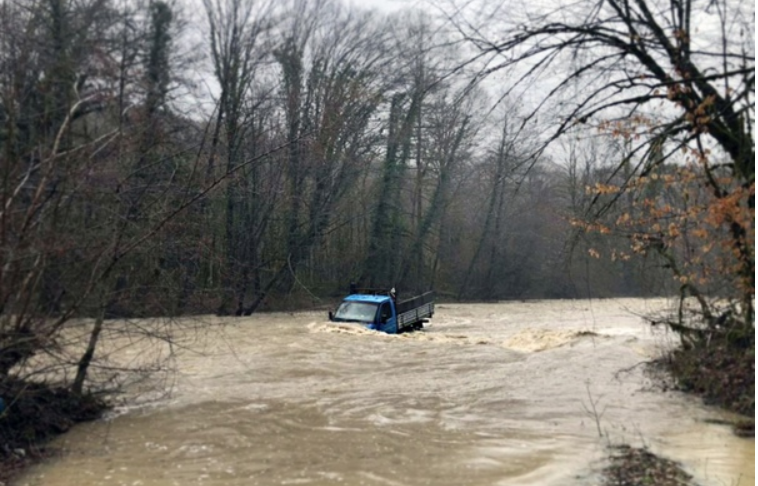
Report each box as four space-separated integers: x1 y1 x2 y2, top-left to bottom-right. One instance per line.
647 332 755 436
600 445 696 486
667 335 755 420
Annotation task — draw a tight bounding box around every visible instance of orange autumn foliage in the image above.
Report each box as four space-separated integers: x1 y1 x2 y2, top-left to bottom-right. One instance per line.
582 162 754 304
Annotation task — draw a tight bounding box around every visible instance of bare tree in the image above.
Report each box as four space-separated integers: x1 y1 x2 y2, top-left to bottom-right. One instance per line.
446 0 754 325
243 0 391 312
457 113 524 299
202 0 273 314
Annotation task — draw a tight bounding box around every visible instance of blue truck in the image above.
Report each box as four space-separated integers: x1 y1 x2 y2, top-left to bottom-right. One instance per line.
328 288 434 334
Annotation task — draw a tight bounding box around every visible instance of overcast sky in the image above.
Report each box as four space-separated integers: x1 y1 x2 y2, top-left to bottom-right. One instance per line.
347 0 420 12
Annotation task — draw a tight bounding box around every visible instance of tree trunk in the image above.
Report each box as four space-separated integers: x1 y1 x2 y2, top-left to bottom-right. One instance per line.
71 309 104 395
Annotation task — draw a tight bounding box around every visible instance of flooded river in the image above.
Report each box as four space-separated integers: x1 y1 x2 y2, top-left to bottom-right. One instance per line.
13 299 755 486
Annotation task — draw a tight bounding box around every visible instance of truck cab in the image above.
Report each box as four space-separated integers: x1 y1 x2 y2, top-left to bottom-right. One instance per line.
329 294 399 333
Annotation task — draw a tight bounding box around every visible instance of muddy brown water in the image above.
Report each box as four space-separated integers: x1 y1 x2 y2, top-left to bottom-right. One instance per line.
13 299 755 486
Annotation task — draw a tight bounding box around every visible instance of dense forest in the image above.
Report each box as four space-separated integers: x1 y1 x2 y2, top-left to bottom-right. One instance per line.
0 0 753 430
0 0 681 320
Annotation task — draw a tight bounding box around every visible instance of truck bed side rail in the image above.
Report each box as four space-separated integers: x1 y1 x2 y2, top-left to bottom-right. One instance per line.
396 291 435 315
398 302 434 329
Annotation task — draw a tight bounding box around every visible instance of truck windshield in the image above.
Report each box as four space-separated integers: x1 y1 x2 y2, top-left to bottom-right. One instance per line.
333 301 378 323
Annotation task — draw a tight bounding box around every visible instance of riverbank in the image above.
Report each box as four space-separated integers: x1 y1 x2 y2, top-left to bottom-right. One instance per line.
595 331 754 486
667 334 755 420
0 378 106 485
600 445 696 486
